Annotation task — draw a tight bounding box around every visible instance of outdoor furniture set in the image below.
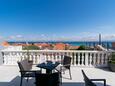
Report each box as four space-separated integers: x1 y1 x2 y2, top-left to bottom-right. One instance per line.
17 55 106 86
17 55 72 86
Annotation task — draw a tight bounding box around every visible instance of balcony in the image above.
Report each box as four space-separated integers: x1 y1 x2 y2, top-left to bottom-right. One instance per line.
0 50 114 86
0 65 115 86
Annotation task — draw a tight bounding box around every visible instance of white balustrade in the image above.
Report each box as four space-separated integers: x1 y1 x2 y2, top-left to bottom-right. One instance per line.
0 50 111 67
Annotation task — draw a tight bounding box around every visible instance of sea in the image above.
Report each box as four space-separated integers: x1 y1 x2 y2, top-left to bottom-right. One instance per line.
8 41 114 49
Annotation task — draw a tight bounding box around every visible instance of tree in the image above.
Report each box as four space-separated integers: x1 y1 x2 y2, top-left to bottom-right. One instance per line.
22 45 40 50
77 45 86 50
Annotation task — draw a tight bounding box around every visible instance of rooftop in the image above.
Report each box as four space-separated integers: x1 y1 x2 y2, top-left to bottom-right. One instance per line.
0 65 115 86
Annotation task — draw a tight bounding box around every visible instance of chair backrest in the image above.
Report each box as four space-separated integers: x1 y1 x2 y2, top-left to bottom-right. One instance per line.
81 70 97 86
35 72 60 86
17 59 33 75
20 59 32 71
17 61 26 76
63 56 71 69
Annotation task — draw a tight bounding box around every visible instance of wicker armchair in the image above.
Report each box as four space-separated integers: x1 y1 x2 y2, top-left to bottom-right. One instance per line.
56 56 72 80
17 59 41 86
81 70 106 86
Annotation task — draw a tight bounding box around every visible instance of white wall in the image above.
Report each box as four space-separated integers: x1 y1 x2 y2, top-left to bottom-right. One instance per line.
2 46 22 51
0 51 3 65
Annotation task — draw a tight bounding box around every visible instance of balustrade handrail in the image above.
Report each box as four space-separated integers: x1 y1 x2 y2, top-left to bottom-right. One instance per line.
0 50 111 67
1 49 110 53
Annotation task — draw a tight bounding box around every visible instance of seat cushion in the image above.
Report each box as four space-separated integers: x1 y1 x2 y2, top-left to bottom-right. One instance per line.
24 70 41 77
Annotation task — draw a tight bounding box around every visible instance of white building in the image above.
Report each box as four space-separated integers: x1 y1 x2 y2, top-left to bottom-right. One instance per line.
2 46 22 51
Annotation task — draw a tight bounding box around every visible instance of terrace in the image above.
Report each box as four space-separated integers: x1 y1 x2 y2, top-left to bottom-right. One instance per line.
0 50 115 86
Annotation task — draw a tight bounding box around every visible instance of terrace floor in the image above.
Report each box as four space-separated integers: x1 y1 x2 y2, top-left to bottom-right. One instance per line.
0 65 115 86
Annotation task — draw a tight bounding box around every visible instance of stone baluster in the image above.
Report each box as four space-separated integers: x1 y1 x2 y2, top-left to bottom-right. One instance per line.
89 53 92 66
81 52 84 66
92 53 95 66
77 52 80 66
105 52 108 66
70 52 73 65
73 52 77 66
97 52 100 66
85 52 88 66
58 52 62 62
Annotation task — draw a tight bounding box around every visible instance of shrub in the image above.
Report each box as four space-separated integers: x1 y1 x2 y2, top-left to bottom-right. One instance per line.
22 45 40 50
77 45 86 50
109 53 115 64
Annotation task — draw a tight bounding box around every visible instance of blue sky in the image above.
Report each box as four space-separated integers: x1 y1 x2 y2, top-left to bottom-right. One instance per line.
0 0 115 41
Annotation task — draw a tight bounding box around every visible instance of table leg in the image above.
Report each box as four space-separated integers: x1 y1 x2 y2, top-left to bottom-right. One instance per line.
46 69 51 74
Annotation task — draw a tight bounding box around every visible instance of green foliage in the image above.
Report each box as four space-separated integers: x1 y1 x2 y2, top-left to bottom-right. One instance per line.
22 45 40 50
111 53 115 60
109 53 115 64
110 61 115 64
77 45 86 50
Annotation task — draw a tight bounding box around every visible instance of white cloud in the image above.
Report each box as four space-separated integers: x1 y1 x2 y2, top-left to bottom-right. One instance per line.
0 36 3 39
97 25 114 29
9 36 16 39
41 34 45 37
6 35 24 41
16 35 23 38
80 32 92 35
101 34 115 40
1 33 115 42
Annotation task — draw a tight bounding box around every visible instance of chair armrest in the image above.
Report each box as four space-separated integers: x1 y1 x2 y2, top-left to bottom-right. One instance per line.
28 60 33 63
90 79 106 86
61 64 71 69
20 70 41 73
90 79 106 81
56 60 63 64
56 64 71 71
62 64 71 66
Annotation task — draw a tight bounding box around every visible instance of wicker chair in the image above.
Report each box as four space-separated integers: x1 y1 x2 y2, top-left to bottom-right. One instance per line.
81 70 106 86
17 59 41 86
56 56 72 80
